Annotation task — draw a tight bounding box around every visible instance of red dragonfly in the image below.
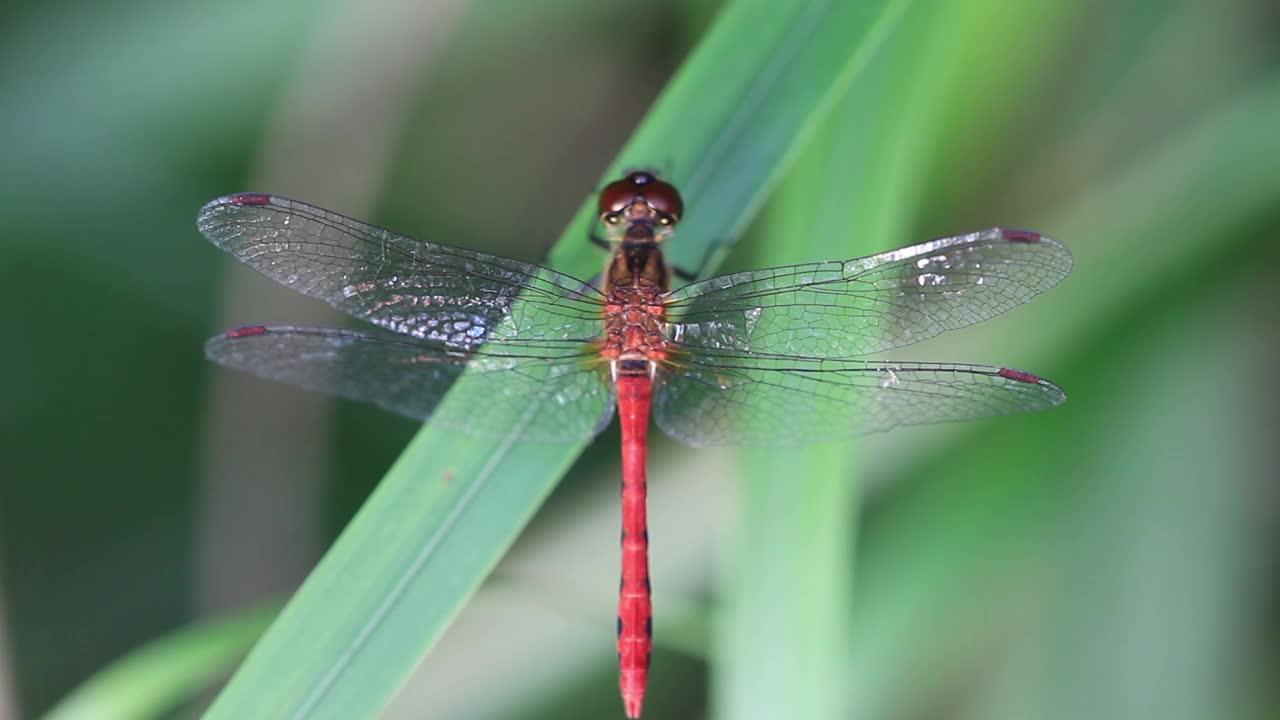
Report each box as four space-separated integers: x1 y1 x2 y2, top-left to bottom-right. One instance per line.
200 172 1071 718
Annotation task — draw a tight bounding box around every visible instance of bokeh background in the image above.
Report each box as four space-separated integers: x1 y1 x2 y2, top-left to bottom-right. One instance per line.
2 1 1277 719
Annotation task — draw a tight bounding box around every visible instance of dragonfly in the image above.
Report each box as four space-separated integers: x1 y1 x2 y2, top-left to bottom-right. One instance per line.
199 171 1071 718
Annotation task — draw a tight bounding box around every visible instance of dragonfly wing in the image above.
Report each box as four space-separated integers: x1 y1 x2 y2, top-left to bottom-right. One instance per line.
206 325 615 443
198 194 604 351
652 354 1064 448
663 228 1071 359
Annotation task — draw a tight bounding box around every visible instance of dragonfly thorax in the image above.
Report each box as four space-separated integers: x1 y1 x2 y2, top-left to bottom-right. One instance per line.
604 239 670 294
601 284 668 371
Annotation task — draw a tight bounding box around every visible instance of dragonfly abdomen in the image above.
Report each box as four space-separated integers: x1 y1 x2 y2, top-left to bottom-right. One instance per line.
616 372 653 718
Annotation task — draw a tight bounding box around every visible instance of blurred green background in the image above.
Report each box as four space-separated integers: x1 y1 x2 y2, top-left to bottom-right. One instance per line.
1 1 1277 719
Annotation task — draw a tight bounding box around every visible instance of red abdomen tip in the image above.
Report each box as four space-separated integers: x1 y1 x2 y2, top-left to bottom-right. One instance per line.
226 325 270 338
998 367 1042 384
229 193 272 206
1001 228 1042 243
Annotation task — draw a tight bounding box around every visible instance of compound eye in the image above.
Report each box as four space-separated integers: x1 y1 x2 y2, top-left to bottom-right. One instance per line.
597 178 639 216
597 172 685 220
639 179 684 220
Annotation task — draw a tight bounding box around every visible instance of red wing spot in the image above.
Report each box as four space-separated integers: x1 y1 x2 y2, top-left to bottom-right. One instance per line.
1001 228 1042 243
226 325 270 338
998 367 1042 384
229 193 272 206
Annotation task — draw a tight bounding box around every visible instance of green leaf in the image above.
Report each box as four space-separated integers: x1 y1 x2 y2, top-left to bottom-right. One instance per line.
714 2 1078 718
42 604 276 720
846 72 1280 720
204 1 912 718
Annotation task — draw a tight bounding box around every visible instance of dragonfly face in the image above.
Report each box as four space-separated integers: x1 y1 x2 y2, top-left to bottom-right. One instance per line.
597 171 682 244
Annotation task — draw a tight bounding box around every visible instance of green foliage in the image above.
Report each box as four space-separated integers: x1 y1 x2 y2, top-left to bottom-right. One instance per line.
42 604 278 720
2 0 1276 719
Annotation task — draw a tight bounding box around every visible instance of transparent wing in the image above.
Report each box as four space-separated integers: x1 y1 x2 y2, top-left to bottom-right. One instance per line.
663 228 1071 359
653 353 1064 447
198 194 605 352
205 325 615 443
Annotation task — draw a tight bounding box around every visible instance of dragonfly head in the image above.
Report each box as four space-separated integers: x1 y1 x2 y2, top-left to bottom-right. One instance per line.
597 171 682 244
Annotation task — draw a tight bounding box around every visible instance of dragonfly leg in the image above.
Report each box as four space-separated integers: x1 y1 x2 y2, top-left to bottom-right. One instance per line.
589 228 612 251
671 238 728 282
